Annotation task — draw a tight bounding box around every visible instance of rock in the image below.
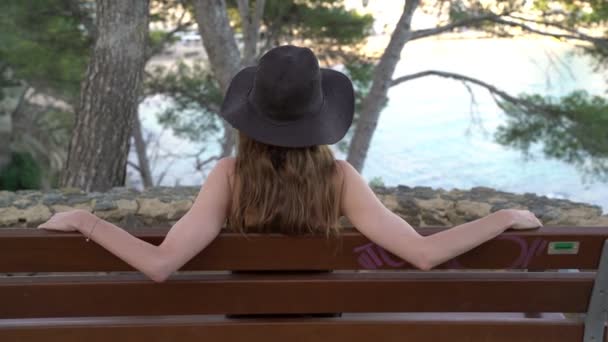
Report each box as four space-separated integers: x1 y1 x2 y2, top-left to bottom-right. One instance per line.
12 198 33 209
412 186 435 200
59 187 85 195
0 204 52 227
168 199 193 219
96 199 138 220
455 200 492 218
377 194 399 211
51 203 94 213
414 197 452 211
0 191 16 208
0 185 606 228
137 198 172 219
41 193 65 205
420 210 449 226
66 195 92 205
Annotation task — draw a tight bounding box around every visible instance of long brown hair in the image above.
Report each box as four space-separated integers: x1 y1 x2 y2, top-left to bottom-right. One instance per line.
227 130 344 239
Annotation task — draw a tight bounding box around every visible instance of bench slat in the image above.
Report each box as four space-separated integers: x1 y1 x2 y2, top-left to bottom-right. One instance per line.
0 313 586 342
0 226 606 272
0 271 593 318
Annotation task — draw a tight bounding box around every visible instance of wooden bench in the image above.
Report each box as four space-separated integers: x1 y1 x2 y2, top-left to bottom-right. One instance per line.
0 226 607 341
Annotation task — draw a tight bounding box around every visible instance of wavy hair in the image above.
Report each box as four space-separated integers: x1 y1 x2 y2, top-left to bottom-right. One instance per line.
226 130 344 239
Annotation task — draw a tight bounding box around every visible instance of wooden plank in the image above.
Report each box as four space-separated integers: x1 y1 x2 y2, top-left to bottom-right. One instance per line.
0 226 606 272
0 271 593 318
0 313 585 342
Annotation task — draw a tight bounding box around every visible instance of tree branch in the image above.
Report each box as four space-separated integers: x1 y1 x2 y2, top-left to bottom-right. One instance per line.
238 0 266 66
236 0 251 33
410 12 606 48
491 16 607 46
410 13 501 40
253 0 266 34
195 155 219 171
127 160 141 172
66 0 96 40
390 69 547 114
504 13 587 36
145 11 193 61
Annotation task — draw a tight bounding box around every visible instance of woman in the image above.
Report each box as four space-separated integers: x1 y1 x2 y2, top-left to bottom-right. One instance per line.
37 45 543 284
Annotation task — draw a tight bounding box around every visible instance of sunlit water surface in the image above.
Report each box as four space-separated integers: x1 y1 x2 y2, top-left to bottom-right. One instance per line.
135 37 608 213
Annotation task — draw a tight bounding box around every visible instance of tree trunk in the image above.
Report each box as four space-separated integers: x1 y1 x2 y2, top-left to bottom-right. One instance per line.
132 113 153 188
60 0 149 192
0 111 11 171
193 0 241 91
346 0 419 172
237 0 266 66
193 0 244 158
0 103 13 172
132 14 192 189
0 76 27 172
193 0 267 157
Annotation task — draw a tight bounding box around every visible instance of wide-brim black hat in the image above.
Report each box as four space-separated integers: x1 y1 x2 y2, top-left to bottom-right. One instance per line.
220 45 355 148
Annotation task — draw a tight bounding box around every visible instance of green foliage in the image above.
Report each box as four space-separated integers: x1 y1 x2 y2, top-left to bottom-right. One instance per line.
495 90 608 183
0 0 90 190
441 1 608 183
0 151 43 191
145 60 224 142
227 0 374 59
531 1 608 73
368 176 385 188
447 0 516 23
262 0 374 45
344 61 374 112
0 66 17 102
448 1 471 23
334 60 375 153
147 0 376 150
150 0 192 24
533 0 608 26
147 1 195 57
0 0 91 102
148 30 179 55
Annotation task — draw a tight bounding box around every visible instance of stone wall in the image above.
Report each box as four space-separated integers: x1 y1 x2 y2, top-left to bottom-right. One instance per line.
373 185 608 227
1 185 607 228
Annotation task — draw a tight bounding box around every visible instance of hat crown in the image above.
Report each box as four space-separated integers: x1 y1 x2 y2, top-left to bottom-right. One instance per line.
249 45 324 122
219 44 355 148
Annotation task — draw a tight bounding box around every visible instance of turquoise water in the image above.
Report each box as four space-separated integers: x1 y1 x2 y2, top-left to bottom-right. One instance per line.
354 38 607 212
136 37 607 213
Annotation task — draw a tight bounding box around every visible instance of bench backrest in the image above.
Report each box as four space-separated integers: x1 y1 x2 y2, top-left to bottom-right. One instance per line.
0 226 607 342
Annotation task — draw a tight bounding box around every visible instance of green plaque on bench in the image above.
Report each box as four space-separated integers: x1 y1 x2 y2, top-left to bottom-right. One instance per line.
547 241 580 255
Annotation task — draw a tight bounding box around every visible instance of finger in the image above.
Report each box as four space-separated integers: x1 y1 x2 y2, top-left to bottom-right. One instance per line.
530 216 539 226
38 221 60 230
37 218 55 228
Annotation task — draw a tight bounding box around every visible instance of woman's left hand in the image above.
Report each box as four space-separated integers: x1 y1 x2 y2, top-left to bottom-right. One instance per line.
37 209 91 232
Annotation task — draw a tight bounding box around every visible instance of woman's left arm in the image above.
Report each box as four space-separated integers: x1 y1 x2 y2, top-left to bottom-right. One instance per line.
75 157 233 283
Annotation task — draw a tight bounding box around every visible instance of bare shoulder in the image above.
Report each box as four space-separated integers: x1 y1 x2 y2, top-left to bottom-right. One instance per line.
217 156 236 166
334 159 383 212
215 156 236 174
334 159 357 182
215 157 236 191
333 159 361 212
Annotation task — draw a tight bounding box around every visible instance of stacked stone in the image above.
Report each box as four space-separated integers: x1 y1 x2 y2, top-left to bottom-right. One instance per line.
1 185 607 228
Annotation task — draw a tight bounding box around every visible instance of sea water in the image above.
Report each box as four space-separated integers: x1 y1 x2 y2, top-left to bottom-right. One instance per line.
134 37 607 213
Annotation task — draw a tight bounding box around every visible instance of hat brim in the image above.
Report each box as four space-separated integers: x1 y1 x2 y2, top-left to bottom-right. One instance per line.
219 66 354 148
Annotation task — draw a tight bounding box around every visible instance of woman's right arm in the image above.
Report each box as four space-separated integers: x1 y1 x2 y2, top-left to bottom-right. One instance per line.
338 160 514 270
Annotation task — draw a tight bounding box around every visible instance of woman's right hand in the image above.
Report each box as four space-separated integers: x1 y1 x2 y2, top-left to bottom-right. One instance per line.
500 209 543 230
